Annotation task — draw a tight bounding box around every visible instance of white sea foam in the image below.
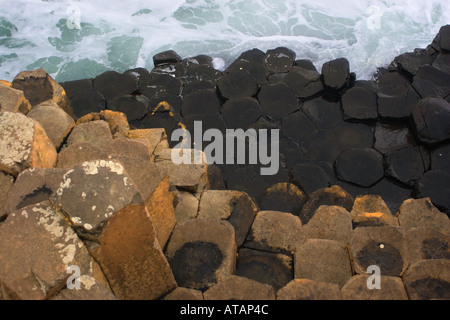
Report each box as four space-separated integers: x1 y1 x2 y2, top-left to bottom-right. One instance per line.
0 0 448 82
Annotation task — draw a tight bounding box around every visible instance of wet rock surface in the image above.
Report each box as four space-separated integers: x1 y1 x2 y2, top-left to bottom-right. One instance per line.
1 25 450 300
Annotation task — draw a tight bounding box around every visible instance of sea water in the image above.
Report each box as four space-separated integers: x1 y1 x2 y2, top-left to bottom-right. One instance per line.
0 0 448 82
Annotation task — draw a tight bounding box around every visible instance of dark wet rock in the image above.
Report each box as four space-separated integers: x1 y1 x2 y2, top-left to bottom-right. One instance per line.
281 110 316 143
245 210 304 254
27 101 75 149
277 279 342 300
410 97 450 146
140 73 183 99
217 70 259 99
238 48 266 63
236 248 293 291
432 52 450 74
321 58 351 93
93 71 139 106
301 97 342 128
165 219 236 290
415 170 450 214
370 178 412 214
378 84 420 120
300 129 342 162
181 64 222 85
109 94 149 122
258 183 307 216
349 226 407 277
341 275 408 300
439 25 450 51
412 66 450 99
295 239 352 287
12 69 74 119
164 287 204 300
335 148 384 187
263 47 296 74
182 80 216 96
225 59 269 84
258 82 299 120
374 123 416 155
153 50 182 66
183 113 228 144
342 87 378 121
299 185 354 225
353 80 378 93
394 52 434 76
203 275 275 300
198 190 258 248
279 138 302 169
142 111 183 145
283 66 324 99
303 205 353 244
291 162 333 195
386 146 427 187
431 143 450 173
333 122 374 151
61 79 106 120
294 59 317 72
222 97 263 130
403 260 450 300
181 89 221 116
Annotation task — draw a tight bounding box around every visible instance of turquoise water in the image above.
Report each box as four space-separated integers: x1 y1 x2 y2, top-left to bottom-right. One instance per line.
0 0 448 82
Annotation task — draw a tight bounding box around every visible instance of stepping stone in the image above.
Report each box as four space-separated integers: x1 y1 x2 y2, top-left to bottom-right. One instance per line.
165 219 236 290
126 128 168 157
225 60 269 84
295 239 352 287
236 248 293 291
333 122 374 150
0 201 112 300
182 80 216 96
397 198 450 232
245 211 304 254
321 58 351 92
56 142 113 169
164 288 203 300
217 70 259 99
65 120 113 150
432 52 450 74
439 25 450 51
300 129 342 162
27 101 75 149
0 82 31 114
93 71 139 106
60 79 105 120
12 68 74 118
174 191 199 221
301 97 342 129
238 48 266 63
303 205 353 244
4 167 66 213
204 275 275 300
350 195 399 228
198 190 258 247
294 59 317 71
403 260 450 300
258 82 299 120
335 148 384 188
147 95 183 115
299 185 355 225
140 73 183 98
291 162 333 195
222 97 263 130
263 47 296 73
374 123 415 155
181 64 222 86
0 172 14 220
142 111 183 145
181 89 221 116
349 226 407 277
395 52 434 76
258 183 307 216
50 284 117 301
76 110 130 138
412 66 450 99
342 87 378 121
109 94 149 122
431 143 450 173
153 50 182 66
411 97 450 146
283 66 324 99
0 111 57 176
183 113 228 141
281 110 316 143
370 179 412 214
415 170 450 214
341 275 408 300
386 146 427 186
404 227 450 264
276 279 342 300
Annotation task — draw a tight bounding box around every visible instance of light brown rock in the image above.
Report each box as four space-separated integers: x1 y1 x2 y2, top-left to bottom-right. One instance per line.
0 83 31 114
397 198 450 232
203 275 275 300
0 172 14 220
276 279 342 300
351 195 399 227
174 191 199 221
0 111 57 176
341 274 408 300
164 287 204 300
404 227 450 265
